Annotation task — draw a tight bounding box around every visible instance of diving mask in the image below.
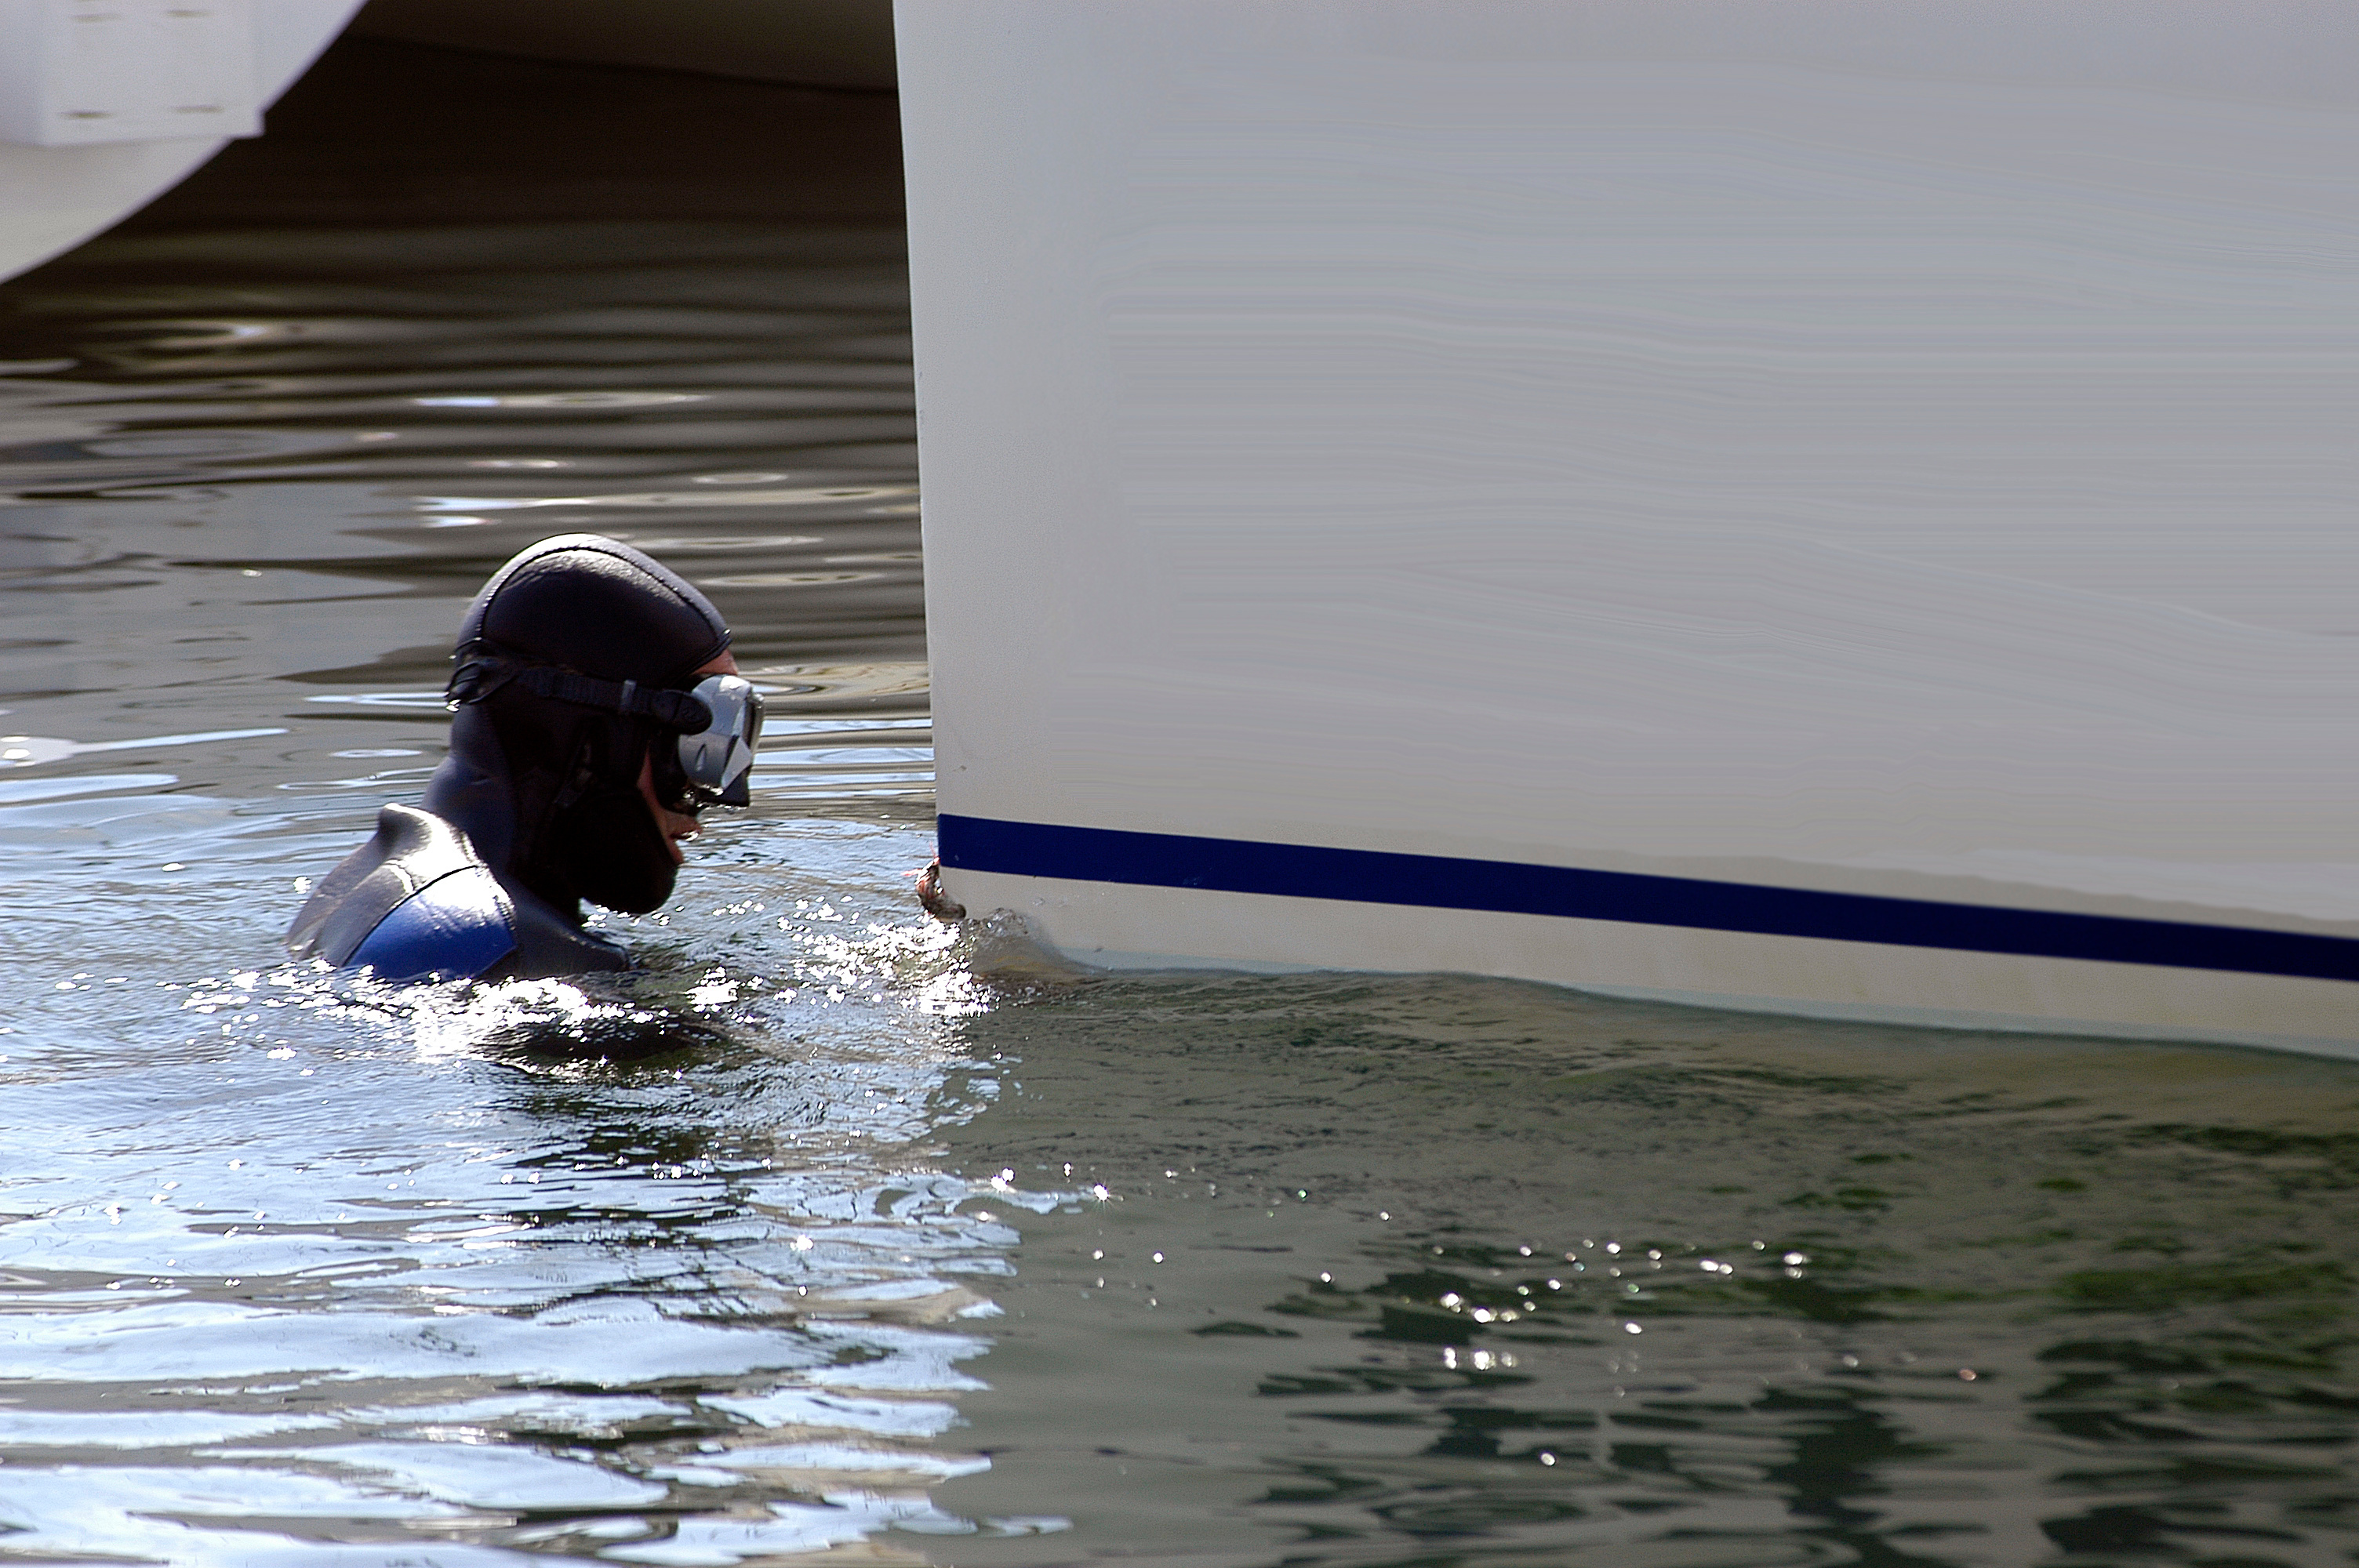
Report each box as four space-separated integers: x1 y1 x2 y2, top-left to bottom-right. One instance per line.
447 651 765 811
672 672 764 810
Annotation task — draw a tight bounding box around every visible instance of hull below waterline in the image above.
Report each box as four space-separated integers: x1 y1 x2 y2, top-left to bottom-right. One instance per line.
947 862 2359 1058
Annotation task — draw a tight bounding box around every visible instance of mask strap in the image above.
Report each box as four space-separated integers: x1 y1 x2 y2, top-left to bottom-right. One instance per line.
449 652 713 732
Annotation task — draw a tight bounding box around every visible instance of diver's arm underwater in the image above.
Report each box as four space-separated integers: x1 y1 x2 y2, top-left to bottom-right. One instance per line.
288 535 761 983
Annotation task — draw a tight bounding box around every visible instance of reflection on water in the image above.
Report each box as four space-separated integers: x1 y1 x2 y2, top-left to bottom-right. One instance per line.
931 978 2359 1566
4 28 2359 1568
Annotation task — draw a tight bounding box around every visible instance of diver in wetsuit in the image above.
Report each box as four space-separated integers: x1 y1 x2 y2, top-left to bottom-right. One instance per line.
287 534 762 982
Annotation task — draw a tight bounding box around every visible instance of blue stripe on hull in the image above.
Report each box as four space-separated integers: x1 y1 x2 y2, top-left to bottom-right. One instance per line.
937 815 2359 985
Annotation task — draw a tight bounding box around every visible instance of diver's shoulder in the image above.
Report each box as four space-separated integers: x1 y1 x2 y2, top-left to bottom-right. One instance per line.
347 859 519 982
289 805 518 982
288 805 631 983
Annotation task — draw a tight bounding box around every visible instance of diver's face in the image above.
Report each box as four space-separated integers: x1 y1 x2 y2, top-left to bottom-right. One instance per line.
638 650 740 865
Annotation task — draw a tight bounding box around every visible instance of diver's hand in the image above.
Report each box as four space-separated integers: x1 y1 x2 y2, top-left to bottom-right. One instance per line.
914 858 965 923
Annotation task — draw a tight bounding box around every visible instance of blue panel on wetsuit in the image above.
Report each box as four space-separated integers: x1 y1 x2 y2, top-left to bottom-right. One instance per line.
348 865 517 982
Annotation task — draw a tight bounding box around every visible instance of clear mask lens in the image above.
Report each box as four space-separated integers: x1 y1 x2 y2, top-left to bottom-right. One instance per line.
674 674 763 808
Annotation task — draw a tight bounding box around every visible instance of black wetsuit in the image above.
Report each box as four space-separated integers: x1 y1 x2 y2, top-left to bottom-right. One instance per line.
288 534 730 982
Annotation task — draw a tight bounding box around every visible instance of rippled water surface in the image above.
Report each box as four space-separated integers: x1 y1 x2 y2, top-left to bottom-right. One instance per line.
6 34 2359 1568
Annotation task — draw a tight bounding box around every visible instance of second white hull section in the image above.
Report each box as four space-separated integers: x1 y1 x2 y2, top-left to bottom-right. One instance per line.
0 1 363 284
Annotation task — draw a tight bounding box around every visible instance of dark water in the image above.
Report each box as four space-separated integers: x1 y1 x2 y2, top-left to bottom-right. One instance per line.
5 35 2359 1568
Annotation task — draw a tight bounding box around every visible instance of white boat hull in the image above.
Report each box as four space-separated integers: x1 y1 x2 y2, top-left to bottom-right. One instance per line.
0 0 363 284
898 1 2359 1049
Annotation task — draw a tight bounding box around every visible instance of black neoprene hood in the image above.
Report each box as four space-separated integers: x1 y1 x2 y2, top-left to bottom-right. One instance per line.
293 532 738 978
458 533 729 681
420 532 736 924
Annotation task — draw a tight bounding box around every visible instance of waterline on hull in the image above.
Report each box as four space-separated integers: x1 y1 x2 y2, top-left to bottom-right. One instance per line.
946 868 2359 1058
